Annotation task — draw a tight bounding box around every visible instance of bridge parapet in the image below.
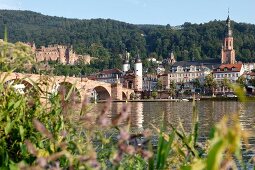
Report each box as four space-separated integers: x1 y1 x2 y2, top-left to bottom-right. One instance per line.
1 72 134 101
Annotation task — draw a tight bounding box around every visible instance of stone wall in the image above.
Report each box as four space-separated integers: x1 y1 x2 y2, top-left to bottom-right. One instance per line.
28 43 91 65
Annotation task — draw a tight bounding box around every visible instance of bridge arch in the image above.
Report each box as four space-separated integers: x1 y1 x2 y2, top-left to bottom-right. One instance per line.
93 86 111 101
4 78 40 98
122 91 127 100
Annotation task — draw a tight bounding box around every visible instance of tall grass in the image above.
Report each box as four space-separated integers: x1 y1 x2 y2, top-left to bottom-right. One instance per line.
0 74 254 169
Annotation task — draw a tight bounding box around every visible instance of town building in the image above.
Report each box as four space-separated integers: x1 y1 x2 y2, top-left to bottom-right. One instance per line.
160 61 212 90
243 63 255 72
87 52 143 95
213 64 244 82
142 74 158 91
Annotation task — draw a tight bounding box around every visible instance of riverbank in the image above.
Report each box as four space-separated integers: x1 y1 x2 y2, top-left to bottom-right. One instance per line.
96 96 255 103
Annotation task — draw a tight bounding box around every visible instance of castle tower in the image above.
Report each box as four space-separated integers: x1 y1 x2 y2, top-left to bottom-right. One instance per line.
221 11 236 64
122 51 130 72
58 46 66 64
134 54 143 91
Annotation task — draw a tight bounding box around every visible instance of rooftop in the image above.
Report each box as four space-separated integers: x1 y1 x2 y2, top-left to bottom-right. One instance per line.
213 63 243 73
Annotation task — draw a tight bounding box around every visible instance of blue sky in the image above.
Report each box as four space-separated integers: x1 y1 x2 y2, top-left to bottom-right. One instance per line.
0 0 254 25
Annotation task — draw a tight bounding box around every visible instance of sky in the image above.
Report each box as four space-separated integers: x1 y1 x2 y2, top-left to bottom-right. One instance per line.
0 0 254 26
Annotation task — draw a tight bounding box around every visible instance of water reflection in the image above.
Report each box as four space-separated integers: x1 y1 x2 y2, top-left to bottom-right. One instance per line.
91 101 255 144
130 102 144 132
89 101 255 163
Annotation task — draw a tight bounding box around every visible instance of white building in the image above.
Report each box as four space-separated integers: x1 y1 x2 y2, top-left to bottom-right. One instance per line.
213 64 244 82
243 63 255 72
160 61 212 90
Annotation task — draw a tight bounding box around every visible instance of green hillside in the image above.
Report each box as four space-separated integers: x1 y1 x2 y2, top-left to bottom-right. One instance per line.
0 10 255 69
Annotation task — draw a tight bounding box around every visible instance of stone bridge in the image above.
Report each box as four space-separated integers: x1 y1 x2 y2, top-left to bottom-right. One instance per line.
0 72 134 102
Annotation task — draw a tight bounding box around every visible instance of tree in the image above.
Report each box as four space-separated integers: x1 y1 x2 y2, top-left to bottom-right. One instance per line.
151 90 158 99
192 78 201 89
236 76 246 88
204 74 217 96
168 81 176 98
221 78 230 94
156 80 163 91
249 79 255 87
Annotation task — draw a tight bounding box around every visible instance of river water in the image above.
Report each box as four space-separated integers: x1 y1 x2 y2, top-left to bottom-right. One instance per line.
90 101 255 164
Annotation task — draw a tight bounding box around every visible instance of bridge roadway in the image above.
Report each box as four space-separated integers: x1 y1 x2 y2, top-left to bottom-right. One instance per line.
0 72 134 102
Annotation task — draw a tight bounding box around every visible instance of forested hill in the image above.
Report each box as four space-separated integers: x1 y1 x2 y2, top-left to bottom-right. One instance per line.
0 10 255 65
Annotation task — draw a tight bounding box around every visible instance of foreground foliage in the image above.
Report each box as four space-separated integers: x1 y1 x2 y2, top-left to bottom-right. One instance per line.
0 72 254 170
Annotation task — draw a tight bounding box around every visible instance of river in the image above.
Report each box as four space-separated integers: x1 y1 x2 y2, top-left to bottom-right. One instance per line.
89 100 255 163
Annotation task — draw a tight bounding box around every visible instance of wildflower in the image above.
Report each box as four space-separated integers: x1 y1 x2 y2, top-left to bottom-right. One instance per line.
97 114 111 127
33 118 53 139
142 150 153 160
119 128 130 141
112 104 131 126
125 145 135 155
24 140 37 156
60 130 67 137
112 152 122 165
37 157 47 167
81 97 89 113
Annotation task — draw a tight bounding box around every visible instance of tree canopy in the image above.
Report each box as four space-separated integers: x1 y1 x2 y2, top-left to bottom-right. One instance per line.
0 10 255 72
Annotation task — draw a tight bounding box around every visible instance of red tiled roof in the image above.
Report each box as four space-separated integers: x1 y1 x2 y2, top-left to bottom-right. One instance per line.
247 72 255 76
213 64 243 73
87 75 96 80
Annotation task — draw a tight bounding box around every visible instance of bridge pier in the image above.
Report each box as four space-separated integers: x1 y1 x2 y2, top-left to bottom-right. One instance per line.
111 82 123 100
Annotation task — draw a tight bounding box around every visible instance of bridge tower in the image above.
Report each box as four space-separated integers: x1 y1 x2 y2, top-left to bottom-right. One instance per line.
122 51 130 72
134 54 143 92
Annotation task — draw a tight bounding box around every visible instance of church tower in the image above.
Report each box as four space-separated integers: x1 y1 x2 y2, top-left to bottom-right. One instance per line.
221 11 236 64
134 54 143 91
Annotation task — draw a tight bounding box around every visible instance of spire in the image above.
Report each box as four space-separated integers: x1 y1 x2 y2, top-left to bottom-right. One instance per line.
135 53 142 63
226 8 232 37
123 49 129 64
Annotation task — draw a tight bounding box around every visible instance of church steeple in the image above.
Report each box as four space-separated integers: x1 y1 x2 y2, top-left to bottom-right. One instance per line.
226 9 232 37
221 10 236 64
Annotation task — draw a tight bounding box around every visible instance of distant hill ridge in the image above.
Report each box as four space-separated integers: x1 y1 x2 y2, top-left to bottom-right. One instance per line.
0 9 255 63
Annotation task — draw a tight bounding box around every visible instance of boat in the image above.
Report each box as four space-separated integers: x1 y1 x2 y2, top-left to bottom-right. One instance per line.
181 99 189 102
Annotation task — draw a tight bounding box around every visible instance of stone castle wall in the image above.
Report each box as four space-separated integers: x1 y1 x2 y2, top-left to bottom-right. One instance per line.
27 43 90 65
